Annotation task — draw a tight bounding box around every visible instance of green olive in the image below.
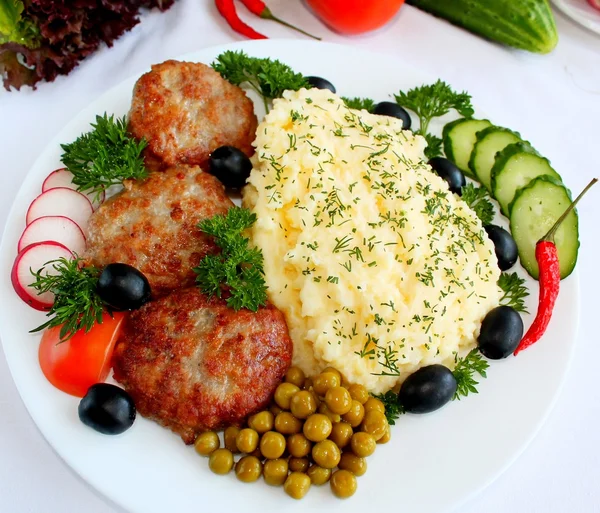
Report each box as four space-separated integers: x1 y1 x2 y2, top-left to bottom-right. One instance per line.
235 455 263 483
224 426 241 453
342 400 365 427
263 458 289 486
307 464 331 485
329 422 353 449
312 440 341 469
363 397 385 415
378 425 391 444
330 469 357 498
289 457 310 473
208 448 234 475
361 410 388 441
274 412 303 435
303 414 332 442
285 366 306 388
290 390 317 419
318 403 341 423
260 431 286 459
284 472 311 499
236 428 259 453
312 372 341 397
248 411 274 434
325 386 352 415
350 431 376 457
287 433 312 458
347 384 369 404
194 431 220 456
338 452 367 476
274 382 300 410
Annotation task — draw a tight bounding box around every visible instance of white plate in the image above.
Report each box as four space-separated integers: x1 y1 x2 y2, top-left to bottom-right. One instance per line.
553 0 600 35
0 40 579 513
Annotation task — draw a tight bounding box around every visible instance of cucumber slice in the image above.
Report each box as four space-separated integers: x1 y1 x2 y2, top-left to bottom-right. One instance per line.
509 176 579 280
469 127 522 192
442 118 492 178
491 143 562 216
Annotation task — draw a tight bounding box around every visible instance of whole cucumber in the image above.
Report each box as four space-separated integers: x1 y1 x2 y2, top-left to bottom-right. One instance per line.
407 0 558 54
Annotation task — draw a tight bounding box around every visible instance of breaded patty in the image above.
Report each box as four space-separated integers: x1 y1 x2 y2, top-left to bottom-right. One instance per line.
84 166 233 297
112 287 293 444
128 60 258 168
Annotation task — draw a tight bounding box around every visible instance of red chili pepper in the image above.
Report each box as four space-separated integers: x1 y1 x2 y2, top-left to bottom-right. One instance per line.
239 0 321 40
514 178 597 355
215 0 268 40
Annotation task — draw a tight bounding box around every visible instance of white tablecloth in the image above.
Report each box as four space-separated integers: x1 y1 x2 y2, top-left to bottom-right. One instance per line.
1 2 599 512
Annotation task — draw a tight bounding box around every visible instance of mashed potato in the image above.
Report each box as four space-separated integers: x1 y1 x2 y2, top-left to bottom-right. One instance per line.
243 88 501 394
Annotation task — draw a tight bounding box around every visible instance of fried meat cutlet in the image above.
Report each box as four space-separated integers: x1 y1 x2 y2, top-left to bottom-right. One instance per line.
112 287 293 444
84 165 233 297
128 60 258 168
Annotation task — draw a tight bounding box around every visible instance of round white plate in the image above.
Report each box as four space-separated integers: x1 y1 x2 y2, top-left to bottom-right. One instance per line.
553 0 600 35
0 40 579 513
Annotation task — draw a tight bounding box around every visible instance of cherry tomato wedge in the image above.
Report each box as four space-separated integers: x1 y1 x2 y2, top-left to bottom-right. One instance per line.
306 0 405 35
38 312 126 397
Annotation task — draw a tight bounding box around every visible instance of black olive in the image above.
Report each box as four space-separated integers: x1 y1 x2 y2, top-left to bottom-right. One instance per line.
478 305 523 360
372 102 411 130
428 157 466 195
398 365 457 414
208 146 252 189
305 76 336 93
78 384 136 435
485 224 518 271
97 263 151 311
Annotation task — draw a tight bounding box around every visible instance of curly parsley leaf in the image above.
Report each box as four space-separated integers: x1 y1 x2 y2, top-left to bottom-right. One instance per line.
394 80 474 135
0 0 40 47
342 97 376 112
29 257 104 341
194 207 267 312
452 349 489 400
498 272 529 314
212 50 308 111
60 114 148 200
373 391 404 425
461 183 495 226
423 133 443 159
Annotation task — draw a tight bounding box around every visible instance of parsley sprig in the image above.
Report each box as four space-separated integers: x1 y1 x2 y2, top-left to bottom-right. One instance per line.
342 97 376 112
452 349 489 400
29 257 104 340
194 207 267 311
395 80 474 159
60 114 148 200
212 51 309 112
461 183 495 226
373 391 404 425
498 272 529 313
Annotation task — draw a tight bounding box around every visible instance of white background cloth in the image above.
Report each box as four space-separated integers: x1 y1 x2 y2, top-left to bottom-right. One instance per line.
1 1 599 512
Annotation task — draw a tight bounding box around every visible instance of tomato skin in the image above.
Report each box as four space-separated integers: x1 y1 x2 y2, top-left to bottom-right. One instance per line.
38 312 126 398
306 0 405 35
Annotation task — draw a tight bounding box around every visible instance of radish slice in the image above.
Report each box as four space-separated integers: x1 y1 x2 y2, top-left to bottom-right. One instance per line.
18 216 86 255
26 188 93 230
588 0 600 11
42 168 105 210
11 241 73 310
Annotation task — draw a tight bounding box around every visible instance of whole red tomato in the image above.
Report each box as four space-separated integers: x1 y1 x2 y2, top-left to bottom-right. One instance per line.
306 0 405 35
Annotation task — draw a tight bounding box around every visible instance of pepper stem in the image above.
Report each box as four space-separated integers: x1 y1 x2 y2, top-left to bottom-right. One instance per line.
261 7 322 40
541 177 598 243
